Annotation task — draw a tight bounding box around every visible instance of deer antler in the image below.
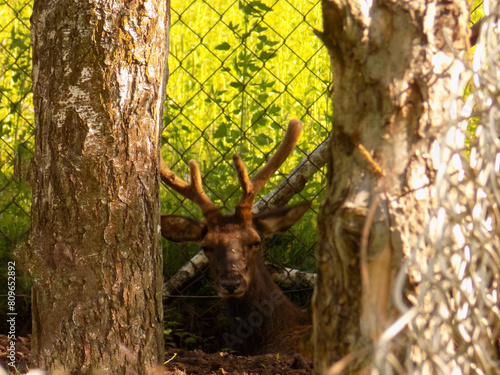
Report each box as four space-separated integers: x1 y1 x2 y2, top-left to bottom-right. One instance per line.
160 157 220 220
233 119 302 222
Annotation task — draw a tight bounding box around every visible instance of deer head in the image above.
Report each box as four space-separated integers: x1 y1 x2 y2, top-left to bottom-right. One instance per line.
160 119 310 299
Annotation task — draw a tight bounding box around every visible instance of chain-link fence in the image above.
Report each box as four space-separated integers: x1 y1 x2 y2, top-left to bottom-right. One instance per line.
160 0 330 350
0 0 330 348
372 2 500 374
0 0 33 336
0 0 33 269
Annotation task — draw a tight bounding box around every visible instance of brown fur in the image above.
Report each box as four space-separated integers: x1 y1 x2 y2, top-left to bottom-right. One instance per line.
162 211 312 355
222 256 311 355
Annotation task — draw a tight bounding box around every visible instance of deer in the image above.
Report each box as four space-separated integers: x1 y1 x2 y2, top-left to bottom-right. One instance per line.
159 119 312 356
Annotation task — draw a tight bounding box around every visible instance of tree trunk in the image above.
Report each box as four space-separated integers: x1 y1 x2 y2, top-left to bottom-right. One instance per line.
27 0 170 373
313 0 469 373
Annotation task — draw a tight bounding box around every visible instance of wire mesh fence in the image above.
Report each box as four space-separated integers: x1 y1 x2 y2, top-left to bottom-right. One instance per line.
0 0 33 264
0 0 330 349
0 0 33 336
372 2 500 374
160 0 330 349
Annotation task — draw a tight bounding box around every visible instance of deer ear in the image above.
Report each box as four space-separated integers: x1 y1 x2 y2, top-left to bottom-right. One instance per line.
253 201 311 237
161 215 207 243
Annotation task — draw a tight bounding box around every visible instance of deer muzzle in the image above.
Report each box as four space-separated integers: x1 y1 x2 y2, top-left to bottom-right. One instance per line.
216 272 248 299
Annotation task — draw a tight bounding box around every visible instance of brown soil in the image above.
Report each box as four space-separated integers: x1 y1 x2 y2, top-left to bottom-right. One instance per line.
0 335 313 375
161 348 313 375
0 335 31 373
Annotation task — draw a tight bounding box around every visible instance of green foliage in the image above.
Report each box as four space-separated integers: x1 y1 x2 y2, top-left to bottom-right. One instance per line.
162 0 331 273
164 307 214 350
0 0 33 316
0 0 34 168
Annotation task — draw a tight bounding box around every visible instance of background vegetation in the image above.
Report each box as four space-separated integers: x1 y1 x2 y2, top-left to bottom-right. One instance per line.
160 0 331 350
0 0 33 336
161 0 331 278
0 0 33 272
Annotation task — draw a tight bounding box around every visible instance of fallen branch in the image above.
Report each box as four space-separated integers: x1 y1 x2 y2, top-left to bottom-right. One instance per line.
162 140 329 300
266 263 317 289
163 250 208 298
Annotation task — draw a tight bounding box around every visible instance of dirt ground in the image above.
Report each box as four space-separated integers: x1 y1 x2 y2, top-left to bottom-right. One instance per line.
0 335 313 375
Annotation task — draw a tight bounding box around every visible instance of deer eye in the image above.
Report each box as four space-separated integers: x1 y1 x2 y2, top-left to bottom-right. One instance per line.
202 246 213 253
250 241 261 249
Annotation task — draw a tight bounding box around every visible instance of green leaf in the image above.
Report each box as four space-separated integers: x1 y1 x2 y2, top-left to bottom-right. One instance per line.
259 50 276 61
256 133 272 146
246 63 260 73
250 1 273 12
239 0 260 16
267 104 281 116
251 110 265 125
215 42 231 51
257 93 269 102
229 81 244 91
230 130 240 141
253 24 267 33
266 40 280 47
227 21 241 33
214 123 228 138
185 337 199 344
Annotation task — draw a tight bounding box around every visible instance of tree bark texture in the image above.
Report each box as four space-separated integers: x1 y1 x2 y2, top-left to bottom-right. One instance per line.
313 0 469 373
28 0 170 373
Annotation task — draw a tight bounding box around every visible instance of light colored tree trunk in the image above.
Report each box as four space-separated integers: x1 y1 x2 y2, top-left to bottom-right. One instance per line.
313 0 469 373
27 0 170 373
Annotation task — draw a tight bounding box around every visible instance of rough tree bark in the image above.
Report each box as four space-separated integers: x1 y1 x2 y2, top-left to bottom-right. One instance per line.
313 0 469 373
26 0 170 373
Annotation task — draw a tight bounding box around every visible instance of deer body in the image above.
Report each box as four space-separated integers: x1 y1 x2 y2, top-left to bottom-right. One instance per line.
160 119 311 355
223 255 311 355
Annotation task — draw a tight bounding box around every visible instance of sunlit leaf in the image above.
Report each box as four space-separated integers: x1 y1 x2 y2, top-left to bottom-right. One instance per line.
229 81 244 90
215 42 231 51
256 133 272 146
249 1 273 12
214 123 228 137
